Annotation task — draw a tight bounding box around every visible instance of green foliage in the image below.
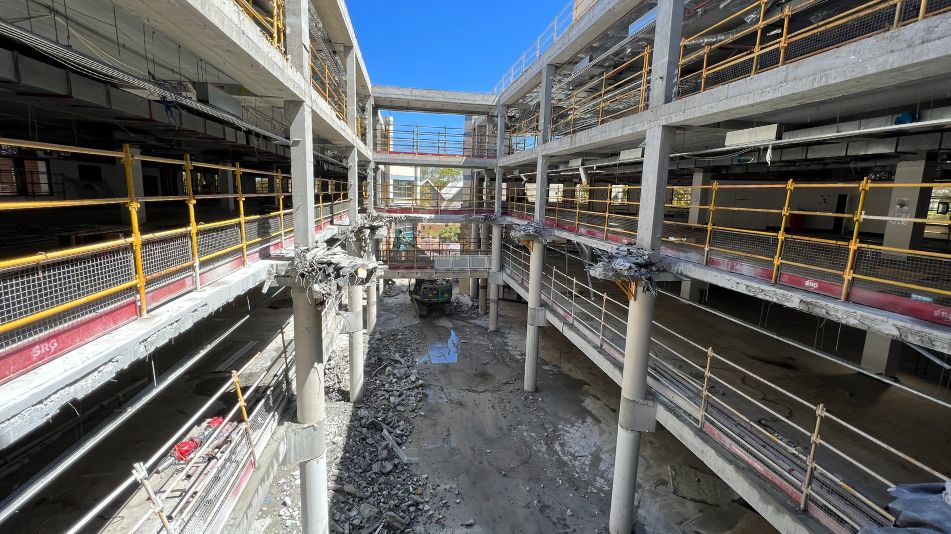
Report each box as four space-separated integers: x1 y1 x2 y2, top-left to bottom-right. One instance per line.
420 167 462 190
420 223 461 241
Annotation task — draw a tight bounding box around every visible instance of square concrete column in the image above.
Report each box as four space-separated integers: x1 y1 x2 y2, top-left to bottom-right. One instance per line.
347 147 359 224
538 64 555 144
679 279 708 301
861 331 901 376
688 169 711 225
284 0 309 74
365 96 374 149
636 125 674 254
649 0 685 107
289 101 316 248
883 157 935 251
220 167 236 212
524 155 550 392
345 46 357 131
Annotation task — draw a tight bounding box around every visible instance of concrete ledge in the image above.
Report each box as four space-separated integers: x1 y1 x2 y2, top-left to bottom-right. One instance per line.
0 260 275 447
374 152 496 169
667 259 951 354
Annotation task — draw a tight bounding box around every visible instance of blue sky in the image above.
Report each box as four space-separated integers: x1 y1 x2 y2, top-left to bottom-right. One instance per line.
348 0 565 128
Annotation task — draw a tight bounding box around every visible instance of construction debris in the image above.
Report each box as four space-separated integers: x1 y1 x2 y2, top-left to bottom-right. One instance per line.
587 245 658 294
508 222 548 242
284 247 379 301
463 214 500 224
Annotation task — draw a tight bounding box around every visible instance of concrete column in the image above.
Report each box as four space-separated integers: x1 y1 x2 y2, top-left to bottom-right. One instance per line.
524 155 550 392
345 46 357 131
291 285 329 534
688 169 711 225
366 162 375 212
365 96 374 149
609 285 657 534
289 100 315 248
479 222 490 315
349 280 365 401
219 167 236 212
488 223 503 331
117 147 146 224
679 279 708 301
284 0 309 73
636 125 674 254
367 276 378 334
862 331 901 376
649 0 685 107
539 63 555 144
347 147 358 223
883 157 935 251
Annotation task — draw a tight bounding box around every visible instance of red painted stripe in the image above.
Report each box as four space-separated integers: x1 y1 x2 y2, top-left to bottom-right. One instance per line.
147 277 194 308
778 273 843 299
849 286 951 327
199 257 244 286
0 301 138 384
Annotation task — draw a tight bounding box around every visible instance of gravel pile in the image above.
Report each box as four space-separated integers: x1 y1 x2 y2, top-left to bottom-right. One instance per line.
450 293 480 317
325 328 451 533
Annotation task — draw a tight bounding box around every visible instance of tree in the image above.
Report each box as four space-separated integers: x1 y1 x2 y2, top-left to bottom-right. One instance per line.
420 167 462 190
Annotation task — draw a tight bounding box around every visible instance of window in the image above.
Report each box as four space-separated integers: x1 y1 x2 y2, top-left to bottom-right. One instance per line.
0 158 15 195
671 186 692 207
24 160 50 195
392 178 414 199
575 184 589 206
610 184 626 205
525 183 536 204
255 176 271 194
548 183 564 203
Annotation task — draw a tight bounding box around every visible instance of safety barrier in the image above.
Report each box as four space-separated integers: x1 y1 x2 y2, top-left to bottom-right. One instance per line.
503 178 951 326
678 0 951 98
376 125 496 158
376 184 495 217
312 51 348 124
504 111 540 155
0 137 350 384
494 0 596 94
234 0 286 53
550 47 652 139
381 238 490 272
501 242 950 533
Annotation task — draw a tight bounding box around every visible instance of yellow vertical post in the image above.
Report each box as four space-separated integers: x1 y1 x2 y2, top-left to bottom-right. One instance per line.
122 145 148 318
183 154 201 289
317 177 324 227
778 5 792 65
751 0 767 74
232 370 258 464
235 163 248 266
772 179 794 283
603 188 611 240
799 403 826 511
597 73 607 124
639 46 651 111
841 178 869 300
270 0 279 48
700 45 711 92
703 181 719 265
918 0 928 20
575 186 581 235
677 39 685 90
276 170 286 247
893 0 905 28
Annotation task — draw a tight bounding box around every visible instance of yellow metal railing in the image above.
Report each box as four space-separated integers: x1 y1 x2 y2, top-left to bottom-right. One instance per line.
311 52 347 124
502 178 951 323
678 0 950 98
505 111 540 154
0 137 352 380
377 183 494 215
233 0 286 53
550 47 652 139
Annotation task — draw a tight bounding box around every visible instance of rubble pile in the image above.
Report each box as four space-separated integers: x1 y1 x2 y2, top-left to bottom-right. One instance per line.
587 245 658 294
291 247 378 300
450 293 480 317
508 221 548 242
463 214 499 224
326 328 451 533
382 281 407 298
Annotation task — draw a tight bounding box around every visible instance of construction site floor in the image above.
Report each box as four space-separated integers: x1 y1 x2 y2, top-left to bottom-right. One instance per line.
250 284 776 533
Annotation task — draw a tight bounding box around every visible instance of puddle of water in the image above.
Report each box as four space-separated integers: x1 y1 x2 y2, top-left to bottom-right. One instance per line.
419 330 460 364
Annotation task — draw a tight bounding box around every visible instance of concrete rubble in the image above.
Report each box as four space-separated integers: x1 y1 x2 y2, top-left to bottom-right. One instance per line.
507 222 549 243
587 245 658 294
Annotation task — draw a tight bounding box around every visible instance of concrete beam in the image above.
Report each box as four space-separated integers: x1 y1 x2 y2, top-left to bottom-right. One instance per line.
373 152 496 169
373 86 496 115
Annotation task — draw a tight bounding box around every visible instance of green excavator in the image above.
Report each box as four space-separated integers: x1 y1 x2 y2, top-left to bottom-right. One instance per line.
391 228 453 316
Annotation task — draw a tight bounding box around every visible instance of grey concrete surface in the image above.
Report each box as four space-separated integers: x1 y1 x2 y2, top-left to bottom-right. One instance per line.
373 86 496 115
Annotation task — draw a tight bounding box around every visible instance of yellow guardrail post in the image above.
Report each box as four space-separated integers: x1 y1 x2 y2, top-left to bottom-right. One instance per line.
799 403 826 511
317 177 324 226
779 5 792 64
276 170 286 246
703 181 719 265
235 163 248 266
841 177 869 300
232 370 258 465
122 144 148 318
184 154 201 290
772 179 794 283
639 46 652 111
700 45 711 92
918 0 928 20
751 0 768 74
893 0 905 28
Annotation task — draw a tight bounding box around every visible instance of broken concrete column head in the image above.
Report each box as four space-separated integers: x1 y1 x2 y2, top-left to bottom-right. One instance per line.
508 221 549 243
587 245 659 295
289 247 381 302
463 214 501 224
